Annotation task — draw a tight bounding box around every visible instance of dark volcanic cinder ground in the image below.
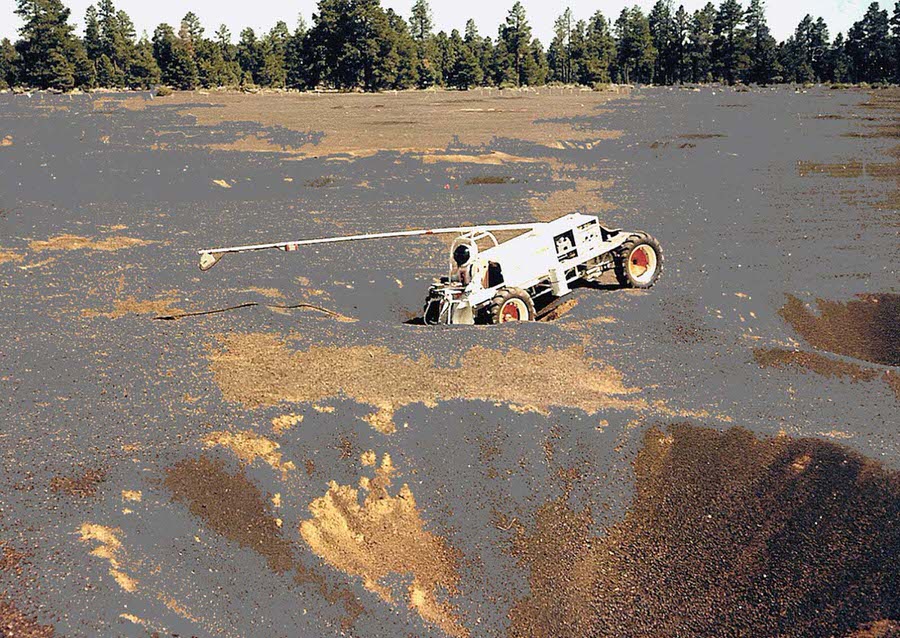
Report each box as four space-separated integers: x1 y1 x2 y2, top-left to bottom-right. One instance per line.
0 86 898 637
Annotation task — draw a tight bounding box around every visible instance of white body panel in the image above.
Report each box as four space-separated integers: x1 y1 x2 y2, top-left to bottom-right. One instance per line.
425 213 632 324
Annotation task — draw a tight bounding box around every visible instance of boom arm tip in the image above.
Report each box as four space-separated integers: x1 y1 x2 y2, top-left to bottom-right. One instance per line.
198 251 222 271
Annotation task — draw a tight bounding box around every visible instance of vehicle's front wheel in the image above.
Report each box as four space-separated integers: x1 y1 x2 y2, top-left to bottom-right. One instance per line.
614 234 663 289
484 288 535 324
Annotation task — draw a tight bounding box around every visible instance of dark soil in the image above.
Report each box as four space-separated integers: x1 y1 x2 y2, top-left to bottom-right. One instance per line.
508 424 900 638
780 294 900 367
48 467 106 498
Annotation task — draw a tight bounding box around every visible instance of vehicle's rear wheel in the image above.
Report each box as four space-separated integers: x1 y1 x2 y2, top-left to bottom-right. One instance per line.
485 288 535 324
614 234 663 289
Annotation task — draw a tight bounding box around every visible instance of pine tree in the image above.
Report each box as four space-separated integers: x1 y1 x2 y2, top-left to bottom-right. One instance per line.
152 23 197 89
615 7 655 84
649 0 677 84
74 42 96 88
673 5 690 83
443 29 464 88
549 8 574 84
890 2 900 81
569 19 588 83
782 15 830 83
477 35 494 86
779 34 806 83
180 12 204 47
0 38 20 89
128 36 160 88
581 11 616 85
711 0 747 84
15 0 88 90
255 21 289 87
306 0 414 91
500 1 532 86
743 0 778 84
827 32 850 82
451 36 482 89
84 5 102 61
409 0 440 86
433 31 452 83
387 9 418 89
523 39 548 85
849 3 892 82
689 3 716 82
285 17 309 89
491 37 515 86
410 0 433 41
237 27 263 84
96 0 131 86
462 19 491 86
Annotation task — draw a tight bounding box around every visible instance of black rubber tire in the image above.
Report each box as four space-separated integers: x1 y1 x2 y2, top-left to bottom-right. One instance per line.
484 287 536 325
614 233 664 289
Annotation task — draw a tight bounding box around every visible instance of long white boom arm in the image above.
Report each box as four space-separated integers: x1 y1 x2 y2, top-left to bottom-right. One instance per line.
197 223 540 271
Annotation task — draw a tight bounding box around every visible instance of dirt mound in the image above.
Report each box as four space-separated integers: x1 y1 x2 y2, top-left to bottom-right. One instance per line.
780 294 900 367
208 333 645 426
508 424 900 637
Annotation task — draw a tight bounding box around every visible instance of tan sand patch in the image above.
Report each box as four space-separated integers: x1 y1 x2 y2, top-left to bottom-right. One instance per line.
421 151 539 165
111 89 628 157
271 413 304 434
360 450 377 466
78 523 138 592
530 178 616 222
540 297 579 322
242 286 285 299
208 133 301 153
83 296 183 319
362 403 396 435
0 250 24 266
29 234 151 252
208 333 645 429
301 454 468 637
203 430 297 476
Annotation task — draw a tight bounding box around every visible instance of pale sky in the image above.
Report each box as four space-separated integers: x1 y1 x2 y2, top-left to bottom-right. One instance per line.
1 0 877 45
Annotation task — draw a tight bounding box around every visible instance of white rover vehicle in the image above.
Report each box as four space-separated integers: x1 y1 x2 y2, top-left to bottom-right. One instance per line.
198 213 662 325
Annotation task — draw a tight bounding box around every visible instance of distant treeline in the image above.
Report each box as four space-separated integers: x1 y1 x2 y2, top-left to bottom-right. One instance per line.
2 0 898 92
